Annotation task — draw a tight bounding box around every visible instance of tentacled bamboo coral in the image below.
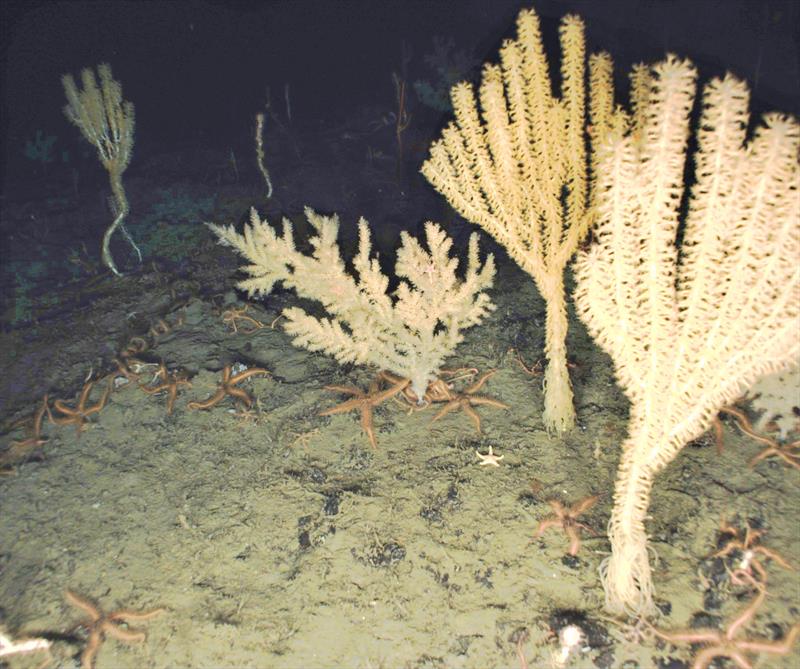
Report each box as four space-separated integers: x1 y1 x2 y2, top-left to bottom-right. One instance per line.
573 55 799 616
422 8 620 433
62 63 139 276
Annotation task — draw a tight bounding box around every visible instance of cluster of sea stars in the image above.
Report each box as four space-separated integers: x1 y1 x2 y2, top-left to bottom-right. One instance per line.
654 570 799 669
0 378 114 473
319 368 509 453
643 519 798 669
714 405 800 470
712 520 794 584
1 331 270 472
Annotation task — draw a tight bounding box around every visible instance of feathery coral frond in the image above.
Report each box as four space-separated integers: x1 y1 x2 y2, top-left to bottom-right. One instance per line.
209 209 495 398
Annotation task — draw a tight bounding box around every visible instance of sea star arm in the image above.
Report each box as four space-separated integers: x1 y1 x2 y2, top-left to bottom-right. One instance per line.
738 623 800 654
368 378 410 405
359 409 378 450
230 368 270 385
462 402 483 433
319 396 367 416
83 382 112 416
565 524 583 556
322 385 363 397
754 545 794 570
534 518 564 537
656 629 722 645
468 396 510 410
571 494 600 516
65 589 101 622
226 385 256 407
692 646 752 669
464 370 497 394
431 400 460 424
187 389 227 410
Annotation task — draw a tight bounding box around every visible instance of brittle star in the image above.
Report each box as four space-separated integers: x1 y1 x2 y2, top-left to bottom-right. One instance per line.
65 589 164 669
534 494 599 556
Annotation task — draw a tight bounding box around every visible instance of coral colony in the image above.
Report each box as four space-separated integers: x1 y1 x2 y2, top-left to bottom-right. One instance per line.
1 3 797 668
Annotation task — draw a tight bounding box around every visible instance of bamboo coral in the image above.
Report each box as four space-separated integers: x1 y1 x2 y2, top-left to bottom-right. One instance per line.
62 63 138 276
422 8 619 433
573 55 800 616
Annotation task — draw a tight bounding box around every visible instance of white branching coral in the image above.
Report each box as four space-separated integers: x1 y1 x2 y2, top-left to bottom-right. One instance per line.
208 207 495 398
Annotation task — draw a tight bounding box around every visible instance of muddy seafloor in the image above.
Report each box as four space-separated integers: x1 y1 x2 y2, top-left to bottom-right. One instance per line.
1 114 798 668
0 252 798 669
